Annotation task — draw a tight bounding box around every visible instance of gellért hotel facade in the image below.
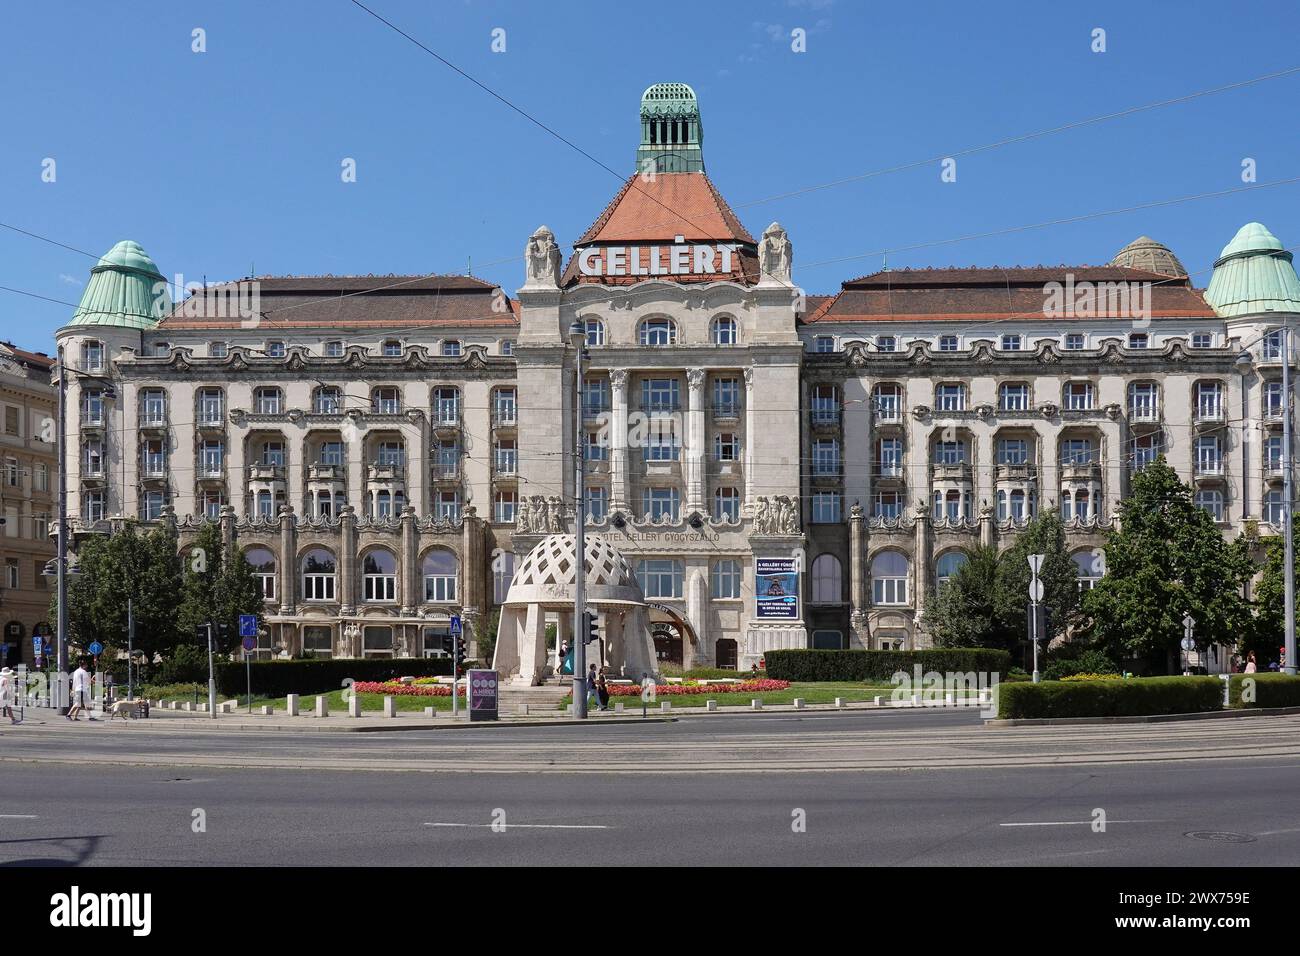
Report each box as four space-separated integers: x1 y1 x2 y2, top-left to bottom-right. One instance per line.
50 84 1300 671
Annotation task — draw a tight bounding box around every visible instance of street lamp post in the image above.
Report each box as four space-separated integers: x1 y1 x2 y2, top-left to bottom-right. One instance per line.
54 346 69 713
568 321 588 719
1283 324 1296 675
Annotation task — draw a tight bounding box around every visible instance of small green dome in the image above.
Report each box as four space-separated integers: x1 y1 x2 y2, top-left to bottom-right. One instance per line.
1205 222 1300 318
68 240 171 330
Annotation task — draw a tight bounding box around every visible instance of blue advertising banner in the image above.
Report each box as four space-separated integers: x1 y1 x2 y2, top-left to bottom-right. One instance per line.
755 557 799 620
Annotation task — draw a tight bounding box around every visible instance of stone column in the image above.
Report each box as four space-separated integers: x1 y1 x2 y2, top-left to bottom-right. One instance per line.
848 502 869 648
278 504 296 616
979 502 995 549
912 502 931 627
686 369 706 514
339 505 356 615
219 504 236 553
609 370 629 512
743 367 755 503
686 562 708 668
461 505 485 615
399 506 417 615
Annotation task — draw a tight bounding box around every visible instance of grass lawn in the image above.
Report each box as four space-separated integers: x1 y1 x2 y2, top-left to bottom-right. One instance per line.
154 688 463 712
561 681 985 710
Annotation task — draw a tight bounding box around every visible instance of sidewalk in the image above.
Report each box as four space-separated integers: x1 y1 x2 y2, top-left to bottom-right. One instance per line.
10 693 990 732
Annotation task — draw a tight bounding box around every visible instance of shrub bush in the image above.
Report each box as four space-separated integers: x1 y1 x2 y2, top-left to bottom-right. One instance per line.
996 676 1222 719
156 644 210 685
1228 673 1300 708
1043 650 1119 681
212 657 453 698
763 648 1012 683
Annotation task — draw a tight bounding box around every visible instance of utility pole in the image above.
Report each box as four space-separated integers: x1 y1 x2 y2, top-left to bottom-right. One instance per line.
206 623 216 719
569 321 588 719
1285 323 1296 675
127 598 135 700
54 345 69 714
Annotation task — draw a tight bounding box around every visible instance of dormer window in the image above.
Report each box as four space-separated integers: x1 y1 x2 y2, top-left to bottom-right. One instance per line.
324 341 344 357
876 336 897 352
382 340 403 357
209 342 228 358
814 335 835 353
441 340 462 357
1128 332 1149 349
938 335 959 351
265 341 286 358
1000 334 1022 351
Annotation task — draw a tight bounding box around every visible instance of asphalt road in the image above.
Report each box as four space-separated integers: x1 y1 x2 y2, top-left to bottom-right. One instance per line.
2 757 1297 866
3 709 1300 865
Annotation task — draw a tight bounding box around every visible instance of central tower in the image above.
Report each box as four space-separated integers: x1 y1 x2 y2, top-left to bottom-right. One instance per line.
636 82 705 174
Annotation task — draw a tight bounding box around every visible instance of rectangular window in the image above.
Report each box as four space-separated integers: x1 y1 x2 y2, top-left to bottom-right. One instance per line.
586 486 608 523
142 490 165 521
812 439 840 475
936 384 966 411
83 491 105 523
1060 439 1093 465
1128 333 1149 349
873 492 902 519
713 378 740 416
1195 436 1222 474
493 389 517 424
641 487 680 522
1000 334 1022 351
372 387 401 414
1191 333 1214 349
140 389 166 425
997 439 1028 465
1264 330 1284 360
35 463 48 492
814 336 835 353
209 342 228 358
811 385 839 425
711 560 741 599
84 442 106 476
641 378 680 413
938 335 959 351
644 417 679 461
876 335 897 352
199 441 224 476
877 438 904 477
198 389 224 425
812 492 841 523
1064 333 1085 350
5 559 17 590
637 559 683 599
435 491 459 521
494 491 517 524
585 430 608 463
873 385 902 421
255 389 281 415
1064 382 1094 410
583 378 609 416
434 388 460 424
999 383 1029 411
494 439 517 475
713 433 739 462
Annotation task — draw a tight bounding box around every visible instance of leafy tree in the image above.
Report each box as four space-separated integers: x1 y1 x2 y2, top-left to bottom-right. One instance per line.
922 545 1005 648
176 522 263 656
1079 457 1254 672
1249 517 1298 663
59 522 183 660
993 511 1081 648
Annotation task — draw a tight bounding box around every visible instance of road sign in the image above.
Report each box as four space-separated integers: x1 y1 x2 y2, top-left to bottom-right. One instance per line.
449 615 462 636
1181 636 1195 652
238 614 258 638
241 636 256 652
1183 612 1195 639
32 637 41 654
87 641 103 656
1028 579 1044 602
1027 553 1045 577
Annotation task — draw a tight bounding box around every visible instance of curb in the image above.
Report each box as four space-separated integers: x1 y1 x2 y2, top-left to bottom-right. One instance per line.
985 704 1300 727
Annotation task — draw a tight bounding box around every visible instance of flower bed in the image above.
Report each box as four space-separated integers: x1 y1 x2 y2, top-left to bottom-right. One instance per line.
606 679 789 697
353 680 464 697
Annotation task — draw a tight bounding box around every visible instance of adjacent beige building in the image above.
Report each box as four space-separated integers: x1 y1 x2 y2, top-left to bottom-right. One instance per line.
0 341 56 665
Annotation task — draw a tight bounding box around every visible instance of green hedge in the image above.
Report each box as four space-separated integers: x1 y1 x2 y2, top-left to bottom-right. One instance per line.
212 658 453 698
996 676 1222 720
1228 673 1300 709
763 649 1012 683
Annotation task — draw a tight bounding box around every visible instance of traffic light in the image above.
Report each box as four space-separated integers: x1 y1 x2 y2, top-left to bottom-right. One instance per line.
582 610 600 646
216 623 231 645
453 635 467 669
440 633 454 656
195 624 209 643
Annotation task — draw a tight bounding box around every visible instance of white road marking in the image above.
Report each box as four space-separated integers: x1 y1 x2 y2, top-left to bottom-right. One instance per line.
0 814 38 819
1000 819 1159 827
423 822 610 830
1255 826 1300 835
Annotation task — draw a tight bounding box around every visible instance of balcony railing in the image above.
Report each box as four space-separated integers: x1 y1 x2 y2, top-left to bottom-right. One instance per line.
931 462 972 481
995 462 1039 481
248 463 285 481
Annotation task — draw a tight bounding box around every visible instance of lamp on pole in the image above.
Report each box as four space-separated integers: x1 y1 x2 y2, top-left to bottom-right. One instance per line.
568 320 588 719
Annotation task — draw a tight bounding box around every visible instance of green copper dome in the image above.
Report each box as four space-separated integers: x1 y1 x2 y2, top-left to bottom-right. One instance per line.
68 240 171 329
1205 222 1300 318
637 82 704 174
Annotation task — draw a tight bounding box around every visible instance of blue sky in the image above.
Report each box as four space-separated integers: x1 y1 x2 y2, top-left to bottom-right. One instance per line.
3 0 1299 352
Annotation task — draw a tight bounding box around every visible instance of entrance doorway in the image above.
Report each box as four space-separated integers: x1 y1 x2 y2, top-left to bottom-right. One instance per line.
652 625 683 666
715 638 737 670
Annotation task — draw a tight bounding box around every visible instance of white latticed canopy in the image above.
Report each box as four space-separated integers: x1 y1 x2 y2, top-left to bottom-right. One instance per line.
503 533 644 608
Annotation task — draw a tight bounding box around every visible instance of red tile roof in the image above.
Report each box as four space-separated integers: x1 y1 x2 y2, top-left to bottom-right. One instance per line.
803 266 1215 324
0 341 55 370
564 172 759 287
158 275 518 331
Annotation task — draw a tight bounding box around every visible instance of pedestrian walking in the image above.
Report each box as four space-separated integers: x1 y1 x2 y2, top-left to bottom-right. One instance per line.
586 663 600 712
67 660 96 721
596 667 610 711
1244 651 1257 674
0 666 17 724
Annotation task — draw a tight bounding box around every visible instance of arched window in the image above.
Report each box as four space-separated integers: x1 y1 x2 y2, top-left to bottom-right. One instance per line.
362 549 397 602
423 549 459 603
243 546 277 602
871 551 909 605
583 318 605 347
1073 551 1103 591
812 554 842 603
712 316 737 345
639 317 677 346
935 551 967 588
301 549 337 602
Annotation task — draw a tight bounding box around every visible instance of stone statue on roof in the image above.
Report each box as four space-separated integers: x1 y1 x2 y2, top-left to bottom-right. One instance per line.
758 222 792 285
525 225 562 288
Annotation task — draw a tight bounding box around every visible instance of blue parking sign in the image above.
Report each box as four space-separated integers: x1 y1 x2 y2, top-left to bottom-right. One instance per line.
239 614 258 638
449 615 462 636
88 641 103 656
